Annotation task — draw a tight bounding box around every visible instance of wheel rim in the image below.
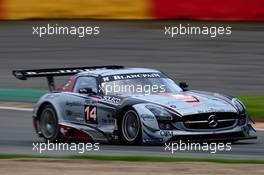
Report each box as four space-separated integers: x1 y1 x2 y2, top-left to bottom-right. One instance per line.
40 109 57 139
122 110 140 142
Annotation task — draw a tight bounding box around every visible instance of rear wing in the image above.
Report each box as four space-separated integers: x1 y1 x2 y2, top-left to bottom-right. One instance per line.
12 65 124 91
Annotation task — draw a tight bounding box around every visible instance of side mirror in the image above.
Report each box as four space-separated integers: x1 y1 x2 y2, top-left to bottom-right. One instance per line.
79 88 97 95
179 82 189 91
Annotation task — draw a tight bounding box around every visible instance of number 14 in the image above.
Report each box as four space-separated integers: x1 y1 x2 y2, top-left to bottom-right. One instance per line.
85 106 97 122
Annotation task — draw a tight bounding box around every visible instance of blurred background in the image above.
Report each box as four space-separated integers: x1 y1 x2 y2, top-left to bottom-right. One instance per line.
0 0 263 95
1 0 264 20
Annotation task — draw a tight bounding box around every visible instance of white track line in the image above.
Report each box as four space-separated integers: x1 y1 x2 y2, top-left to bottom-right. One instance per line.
0 106 33 112
0 106 264 131
256 128 264 131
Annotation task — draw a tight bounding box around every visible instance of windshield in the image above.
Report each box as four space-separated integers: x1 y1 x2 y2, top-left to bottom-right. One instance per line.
100 77 182 96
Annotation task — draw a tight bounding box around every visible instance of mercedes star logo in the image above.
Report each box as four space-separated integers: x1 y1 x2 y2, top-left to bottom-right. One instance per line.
208 115 218 128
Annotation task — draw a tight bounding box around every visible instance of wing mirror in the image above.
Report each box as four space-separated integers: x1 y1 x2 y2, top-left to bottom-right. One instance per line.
179 82 189 91
79 88 97 95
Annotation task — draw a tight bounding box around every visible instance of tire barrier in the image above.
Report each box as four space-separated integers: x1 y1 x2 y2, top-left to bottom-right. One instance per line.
3 0 150 20
1 0 264 21
152 0 264 21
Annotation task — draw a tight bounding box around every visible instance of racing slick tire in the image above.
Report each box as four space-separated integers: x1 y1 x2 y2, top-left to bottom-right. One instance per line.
39 104 59 142
121 109 142 145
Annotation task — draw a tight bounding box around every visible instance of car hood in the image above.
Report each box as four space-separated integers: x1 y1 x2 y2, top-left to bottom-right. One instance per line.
131 91 237 116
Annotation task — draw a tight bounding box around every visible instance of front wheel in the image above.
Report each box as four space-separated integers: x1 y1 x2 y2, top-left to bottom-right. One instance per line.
121 109 142 145
39 104 59 141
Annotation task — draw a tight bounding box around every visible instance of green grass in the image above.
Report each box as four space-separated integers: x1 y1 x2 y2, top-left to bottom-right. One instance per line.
0 154 264 164
0 89 46 102
238 96 264 121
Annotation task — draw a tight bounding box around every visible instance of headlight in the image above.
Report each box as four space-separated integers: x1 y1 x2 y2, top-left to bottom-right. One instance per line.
232 98 246 114
145 105 173 120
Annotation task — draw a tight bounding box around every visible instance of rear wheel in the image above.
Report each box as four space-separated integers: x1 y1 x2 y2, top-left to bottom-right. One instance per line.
39 104 59 141
121 109 142 145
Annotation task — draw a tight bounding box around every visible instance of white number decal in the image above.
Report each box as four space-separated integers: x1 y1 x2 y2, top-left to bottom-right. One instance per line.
85 106 97 122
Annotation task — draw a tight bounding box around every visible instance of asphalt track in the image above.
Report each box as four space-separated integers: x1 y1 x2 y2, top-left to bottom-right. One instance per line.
0 21 264 160
0 109 263 160
0 21 263 95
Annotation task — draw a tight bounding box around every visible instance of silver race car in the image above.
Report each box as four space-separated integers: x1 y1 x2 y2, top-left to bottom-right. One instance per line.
13 66 257 145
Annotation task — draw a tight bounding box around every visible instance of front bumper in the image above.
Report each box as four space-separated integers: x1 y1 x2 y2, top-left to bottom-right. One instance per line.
167 131 257 142
142 124 257 144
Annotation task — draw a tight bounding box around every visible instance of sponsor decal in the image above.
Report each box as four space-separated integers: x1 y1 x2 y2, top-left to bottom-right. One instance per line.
24 68 103 76
142 114 155 121
102 96 121 104
66 101 82 107
160 130 174 137
66 110 82 117
196 107 232 114
85 99 97 105
101 73 165 82
101 118 115 124
143 138 163 143
168 94 199 102
66 110 83 121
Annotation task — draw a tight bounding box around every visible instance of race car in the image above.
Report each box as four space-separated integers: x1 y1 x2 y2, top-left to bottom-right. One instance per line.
12 65 257 145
